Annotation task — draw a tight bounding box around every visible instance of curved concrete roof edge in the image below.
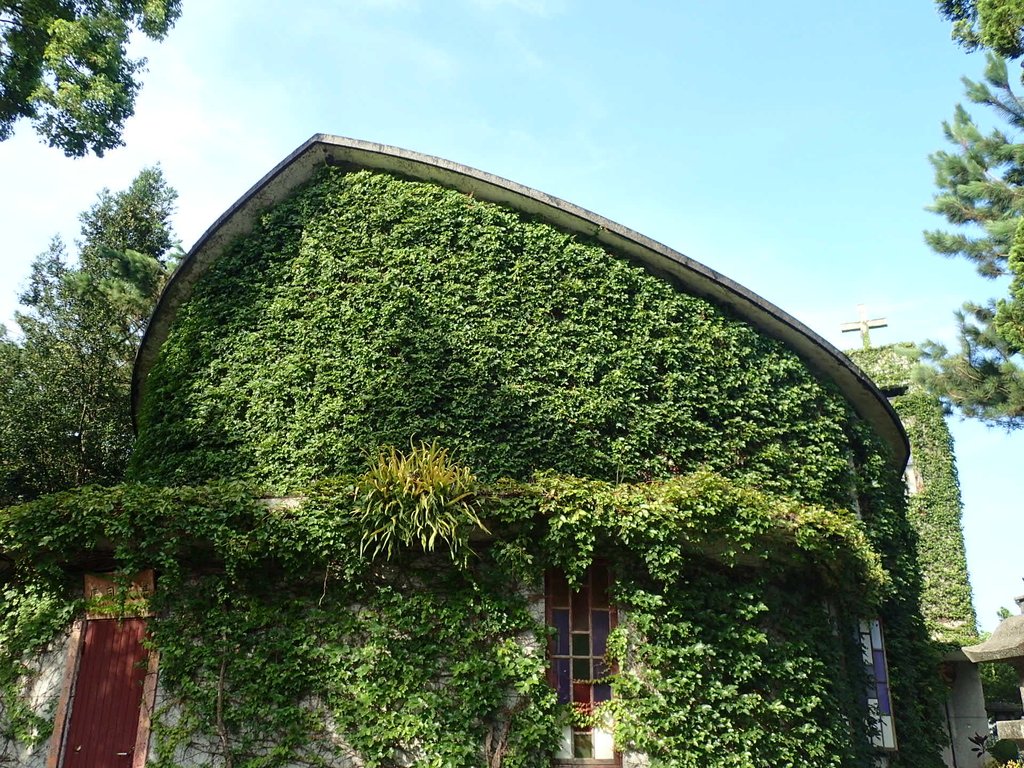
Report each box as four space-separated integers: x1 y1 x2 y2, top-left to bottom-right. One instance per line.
133 133 909 468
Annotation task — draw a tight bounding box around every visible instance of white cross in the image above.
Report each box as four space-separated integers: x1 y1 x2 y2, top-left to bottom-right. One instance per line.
840 304 888 350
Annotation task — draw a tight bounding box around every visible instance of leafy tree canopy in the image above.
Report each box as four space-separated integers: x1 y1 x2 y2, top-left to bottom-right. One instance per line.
938 0 1024 59
0 167 178 505
921 53 1024 427
0 0 181 157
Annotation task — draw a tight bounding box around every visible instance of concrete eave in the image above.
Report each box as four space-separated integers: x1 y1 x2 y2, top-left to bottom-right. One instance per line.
132 134 909 469
963 616 1024 664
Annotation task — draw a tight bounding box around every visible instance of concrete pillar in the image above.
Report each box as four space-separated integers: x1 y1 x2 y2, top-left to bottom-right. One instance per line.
941 657 992 767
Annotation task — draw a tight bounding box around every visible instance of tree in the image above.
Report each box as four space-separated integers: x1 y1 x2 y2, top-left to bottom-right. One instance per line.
0 168 178 504
938 0 1024 59
0 1 182 157
920 53 1024 427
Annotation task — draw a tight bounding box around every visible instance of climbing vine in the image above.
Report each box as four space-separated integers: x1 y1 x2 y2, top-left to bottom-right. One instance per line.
0 464 935 767
849 344 978 647
131 168 856 507
1 169 948 767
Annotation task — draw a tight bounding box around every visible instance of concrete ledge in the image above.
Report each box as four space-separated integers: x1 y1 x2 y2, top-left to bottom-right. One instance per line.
964 617 1024 663
997 720 1024 746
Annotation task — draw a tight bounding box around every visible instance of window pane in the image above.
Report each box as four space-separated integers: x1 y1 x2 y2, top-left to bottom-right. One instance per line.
594 726 615 759
549 571 570 607
573 681 592 706
592 564 609 608
573 730 594 758
554 659 570 704
572 632 590 657
877 682 891 715
872 649 887 682
592 610 610 656
870 620 883 650
572 586 590 631
573 657 591 680
860 632 872 663
594 682 611 702
553 610 570 656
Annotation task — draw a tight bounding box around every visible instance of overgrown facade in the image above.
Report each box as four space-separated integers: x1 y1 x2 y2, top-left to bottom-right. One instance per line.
848 344 977 648
850 344 986 766
1 136 949 767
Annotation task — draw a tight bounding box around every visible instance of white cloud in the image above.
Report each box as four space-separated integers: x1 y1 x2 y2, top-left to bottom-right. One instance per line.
349 0 420 9
466 0 567 15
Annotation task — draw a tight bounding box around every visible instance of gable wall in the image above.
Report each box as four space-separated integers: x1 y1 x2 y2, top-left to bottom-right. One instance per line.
132 167 860 506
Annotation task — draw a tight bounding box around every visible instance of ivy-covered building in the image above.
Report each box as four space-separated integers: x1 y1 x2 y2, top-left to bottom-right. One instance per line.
1 136 951 767
848 345 977 649
849 344 987 767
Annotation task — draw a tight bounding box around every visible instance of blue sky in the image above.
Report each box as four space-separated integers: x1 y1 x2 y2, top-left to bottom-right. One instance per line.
0 0 1020 630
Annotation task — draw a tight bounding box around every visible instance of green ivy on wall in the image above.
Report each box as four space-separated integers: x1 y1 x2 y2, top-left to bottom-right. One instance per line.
131 168 855 507
849 344 978 647
0 576 74 750
1 168 948 767
2 469 901 768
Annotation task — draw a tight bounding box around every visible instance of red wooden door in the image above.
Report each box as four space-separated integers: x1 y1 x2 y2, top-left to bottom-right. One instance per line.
61 618 149 767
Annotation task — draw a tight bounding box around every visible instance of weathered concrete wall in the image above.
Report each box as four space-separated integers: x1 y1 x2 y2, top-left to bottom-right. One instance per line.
0 629 71 767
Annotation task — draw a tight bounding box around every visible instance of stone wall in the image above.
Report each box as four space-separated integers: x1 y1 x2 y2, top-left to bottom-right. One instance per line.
0 628 71 767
